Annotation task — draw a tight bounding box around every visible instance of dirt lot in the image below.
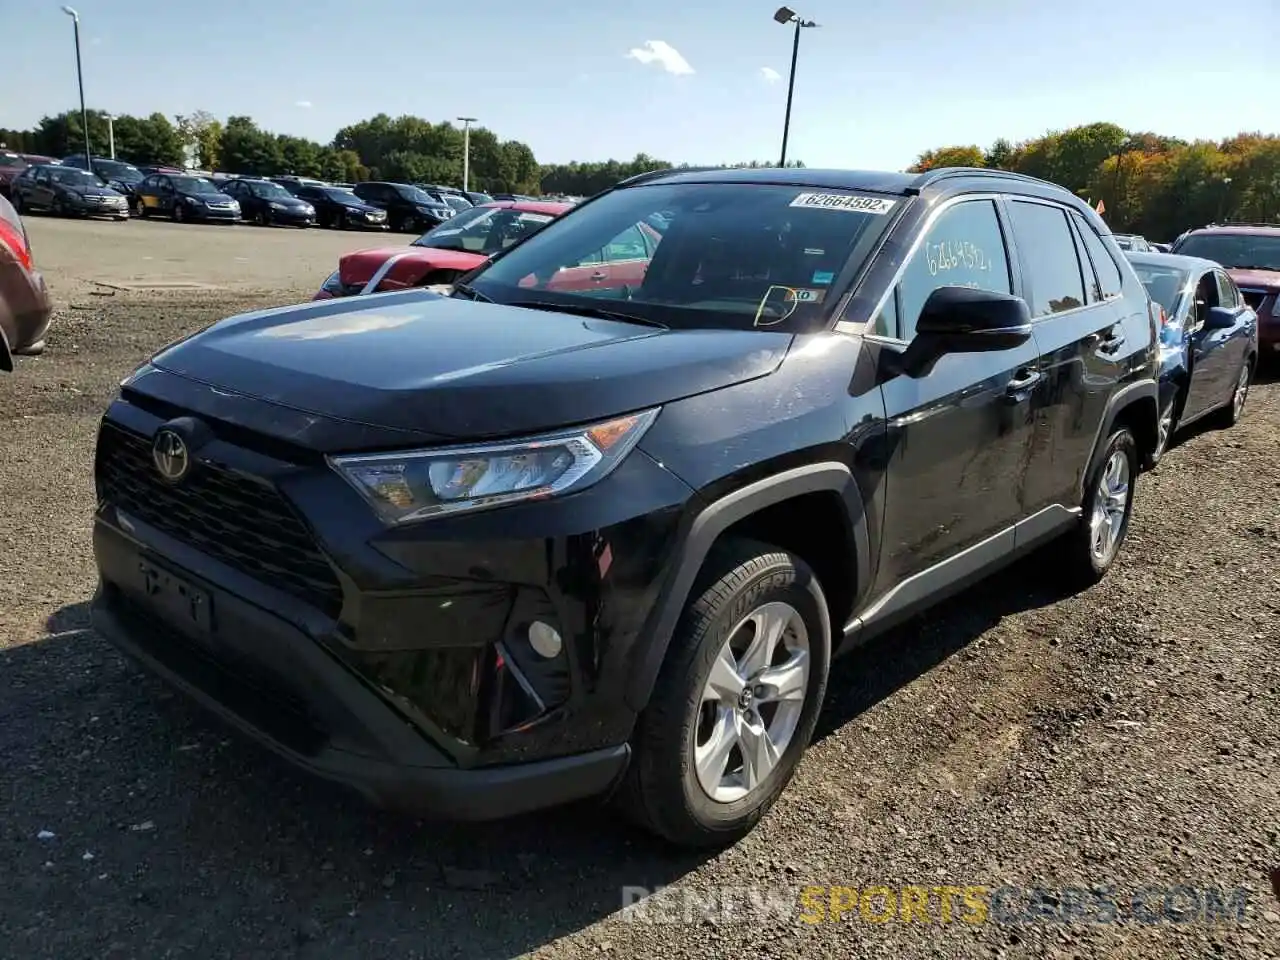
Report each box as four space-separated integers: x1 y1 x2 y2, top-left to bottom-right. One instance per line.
1 218 1277 960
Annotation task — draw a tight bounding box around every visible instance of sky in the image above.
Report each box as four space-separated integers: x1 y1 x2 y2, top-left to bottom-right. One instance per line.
3 0 1278 171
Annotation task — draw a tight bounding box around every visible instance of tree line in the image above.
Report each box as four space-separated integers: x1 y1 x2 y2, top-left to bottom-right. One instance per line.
910 122 1280 241
0 109 800 197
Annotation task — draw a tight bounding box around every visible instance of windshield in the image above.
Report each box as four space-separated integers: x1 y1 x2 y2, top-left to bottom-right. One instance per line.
250 181 294 200
468 182 898 331
413 206 556 254
50 167 105 188
171 176 224 195
319 187 357 201
468 192 495 204
0 154 22 168
1129 262 1189 316
397 185 441 206
94 159 142 182
1172 232 1280 271
443 194 472 212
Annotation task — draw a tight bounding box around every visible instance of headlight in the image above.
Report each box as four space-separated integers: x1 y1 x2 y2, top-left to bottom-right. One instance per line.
185 196 199 205
270 201 286 210
301 204 315 215
329 409 660 524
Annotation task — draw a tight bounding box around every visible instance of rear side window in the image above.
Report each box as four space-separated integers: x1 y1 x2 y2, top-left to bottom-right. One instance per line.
1071 212 1123 299
1008 201 1086 317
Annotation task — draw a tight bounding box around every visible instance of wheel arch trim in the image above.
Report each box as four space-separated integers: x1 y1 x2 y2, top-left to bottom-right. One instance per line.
624 462 869 712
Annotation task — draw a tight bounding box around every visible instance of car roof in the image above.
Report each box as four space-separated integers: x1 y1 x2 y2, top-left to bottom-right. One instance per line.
1126 251 1220 273
621 165 1076 200
1182 223 1280 237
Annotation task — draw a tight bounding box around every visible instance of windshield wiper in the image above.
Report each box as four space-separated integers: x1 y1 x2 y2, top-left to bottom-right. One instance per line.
507 299 667 328
452 281 492 302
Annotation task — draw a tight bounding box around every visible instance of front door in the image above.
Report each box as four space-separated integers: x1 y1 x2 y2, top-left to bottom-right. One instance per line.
869 196 1039 596
1184 269 1242 418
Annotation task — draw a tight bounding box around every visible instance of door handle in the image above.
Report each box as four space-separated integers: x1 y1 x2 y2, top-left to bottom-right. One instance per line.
1006 369 1043 393
1097 328 1126 353
590 271 607 281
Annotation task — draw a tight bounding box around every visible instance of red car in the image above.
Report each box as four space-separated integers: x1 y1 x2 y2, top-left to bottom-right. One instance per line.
0 192 52 361
314 200 572 299
0 152 59 198
1171 223 1280 360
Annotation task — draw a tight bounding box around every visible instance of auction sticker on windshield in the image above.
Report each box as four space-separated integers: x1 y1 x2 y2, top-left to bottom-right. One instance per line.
789 193 896 215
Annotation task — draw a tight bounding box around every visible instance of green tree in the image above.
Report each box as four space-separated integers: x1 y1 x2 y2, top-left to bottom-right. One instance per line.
907 145 985 173
219 116 283 175
176 110 223 169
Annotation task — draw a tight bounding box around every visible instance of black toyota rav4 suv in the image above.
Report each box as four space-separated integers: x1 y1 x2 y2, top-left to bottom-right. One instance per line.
91 167 1159 848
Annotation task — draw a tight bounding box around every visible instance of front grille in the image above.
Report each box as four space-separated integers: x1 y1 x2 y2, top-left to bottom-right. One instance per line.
96 424 344 617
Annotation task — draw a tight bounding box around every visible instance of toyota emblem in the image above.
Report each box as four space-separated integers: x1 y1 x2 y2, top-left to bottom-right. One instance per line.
152 428 190 482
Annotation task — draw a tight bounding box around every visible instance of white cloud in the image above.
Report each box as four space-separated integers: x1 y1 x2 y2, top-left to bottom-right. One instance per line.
89 36 102 45
760 66 781 83
626 40 694 76
295 99 313 109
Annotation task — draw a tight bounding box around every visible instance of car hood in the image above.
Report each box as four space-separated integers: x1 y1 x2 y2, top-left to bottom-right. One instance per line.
67 186 122 198
1225 267 1280 290
147 291 790 441
338 246 487 286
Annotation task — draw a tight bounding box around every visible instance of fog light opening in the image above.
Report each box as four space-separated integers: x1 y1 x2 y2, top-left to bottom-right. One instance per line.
527 620 563 659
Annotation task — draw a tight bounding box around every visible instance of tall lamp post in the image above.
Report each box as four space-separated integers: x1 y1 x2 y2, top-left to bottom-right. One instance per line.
105 114 116 159
61 6 92 171
773 6 819 168
457 116 477 193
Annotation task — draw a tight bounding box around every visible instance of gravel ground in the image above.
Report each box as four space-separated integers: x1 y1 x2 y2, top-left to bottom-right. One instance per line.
0 222 1277 959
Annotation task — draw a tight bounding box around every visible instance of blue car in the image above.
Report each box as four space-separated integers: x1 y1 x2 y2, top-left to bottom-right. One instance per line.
1126 251 1258 465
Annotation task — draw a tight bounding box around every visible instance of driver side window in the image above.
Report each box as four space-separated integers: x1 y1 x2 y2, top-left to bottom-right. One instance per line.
871 200 1012 340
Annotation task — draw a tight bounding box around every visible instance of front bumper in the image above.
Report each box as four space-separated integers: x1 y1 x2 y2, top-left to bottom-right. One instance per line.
92 546 628 818
90 387 695 815
192 205 241 221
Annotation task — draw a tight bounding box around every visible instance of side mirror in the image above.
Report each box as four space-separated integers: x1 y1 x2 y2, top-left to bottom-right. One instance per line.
897 286 1033 378
1203 306 1236 330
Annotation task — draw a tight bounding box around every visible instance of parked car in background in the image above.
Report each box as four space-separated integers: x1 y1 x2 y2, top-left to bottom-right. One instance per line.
136 164 185 177
313 199 570 299
61 155 146 213
9 165 129 220
1111 234 1152 252
293 184 388 230
1125 251 1257 463
270 176 327 196
0 192 52 359
219 178 315 227
1170 223 1280 361
464 190 494 205
135 172 240 222
0 152 60 197
415 184 473 214
92 166 1161 848
1150 242 1171 253
352 181 454 233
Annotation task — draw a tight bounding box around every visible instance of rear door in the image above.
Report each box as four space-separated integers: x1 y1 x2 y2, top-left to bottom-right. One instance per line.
1011 201 1129 520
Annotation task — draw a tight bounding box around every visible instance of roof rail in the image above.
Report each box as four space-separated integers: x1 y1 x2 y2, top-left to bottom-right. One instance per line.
1199 220 1280 229
907 166 1067 194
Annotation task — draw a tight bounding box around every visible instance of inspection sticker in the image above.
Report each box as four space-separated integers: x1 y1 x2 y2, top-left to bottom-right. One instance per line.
789 193 896 215
811 270 835 285
794 288 826 303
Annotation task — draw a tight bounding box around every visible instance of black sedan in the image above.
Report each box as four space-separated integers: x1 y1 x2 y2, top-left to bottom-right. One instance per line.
61 156 146 213
9 164 129 220
351 181 454 233
219 178 316 227
293 185 388 230
1126 251 1258 464
135 173 241 222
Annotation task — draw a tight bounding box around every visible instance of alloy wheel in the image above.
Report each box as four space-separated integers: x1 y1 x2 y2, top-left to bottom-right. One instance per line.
693 601 810 803
1089 451 1130 563
1233 365 1249 419
1155 396 1175 458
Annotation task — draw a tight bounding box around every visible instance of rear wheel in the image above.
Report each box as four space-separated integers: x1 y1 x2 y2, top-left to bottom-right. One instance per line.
616 539 830 848
136 199 149 218
51 196 65 217
172 202 184 223
334 209 347 230
1058 427 1138 587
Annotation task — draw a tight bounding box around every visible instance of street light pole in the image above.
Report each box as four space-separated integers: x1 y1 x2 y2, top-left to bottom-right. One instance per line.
61 6 92 171
105 114 115 159
774 7 818 168
457 117 477 193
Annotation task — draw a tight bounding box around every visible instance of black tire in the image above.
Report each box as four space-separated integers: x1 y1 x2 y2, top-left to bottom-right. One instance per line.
256 209 271 227
1212 358 1252 428
52 196 65 217
10 192 23 214
1145 388 1180 469
616 538 831 848
172 202 184 223
1058 427 1138 587
335 209 347 230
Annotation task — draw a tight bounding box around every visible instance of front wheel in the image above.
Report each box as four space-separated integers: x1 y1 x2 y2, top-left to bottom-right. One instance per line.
1145 389 1179 469
1213 360 1251 428
256 209 271 227
616 539 830 848
1058 427 1138 587
172 202 184 222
